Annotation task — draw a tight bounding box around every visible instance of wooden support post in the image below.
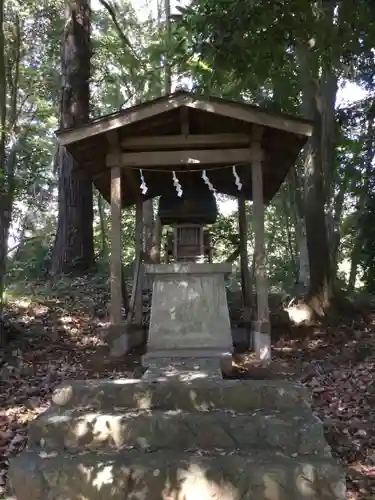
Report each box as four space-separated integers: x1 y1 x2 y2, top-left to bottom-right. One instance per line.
150 215 162 263
251 145 271 362
143 199 154 255
143 199 154 289
238 195 252 331
110 166 122 329
134 198 143 325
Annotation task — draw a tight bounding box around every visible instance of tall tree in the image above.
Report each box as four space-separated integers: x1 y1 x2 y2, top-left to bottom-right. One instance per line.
0 0 6 344
174 0 373 312
51 0 94 274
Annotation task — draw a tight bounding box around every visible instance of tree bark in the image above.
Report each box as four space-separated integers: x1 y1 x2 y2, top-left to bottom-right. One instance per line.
298 45 337 313
288 169 310 288
164 0 171 94
295 216 309 287
348 112 374 292
280 188 298 281
330 173 348 275
0 7 20 345
51 0 94 275
97 190 108 259
0 0 6 346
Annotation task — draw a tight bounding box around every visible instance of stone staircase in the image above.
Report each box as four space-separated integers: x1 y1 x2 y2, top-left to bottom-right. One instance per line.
8 359 346 500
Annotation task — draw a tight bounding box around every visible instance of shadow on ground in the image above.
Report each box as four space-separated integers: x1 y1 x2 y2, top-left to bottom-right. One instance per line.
1 275 375 498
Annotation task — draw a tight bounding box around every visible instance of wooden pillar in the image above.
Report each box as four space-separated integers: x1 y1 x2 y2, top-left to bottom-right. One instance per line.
143 199 154 254
110 166 122 329
251 141 271 362
150 215 162 263
134 198 143 325
238 195 252 329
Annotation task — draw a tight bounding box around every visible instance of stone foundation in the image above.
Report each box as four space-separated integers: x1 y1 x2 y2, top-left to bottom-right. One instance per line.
8 357 346 500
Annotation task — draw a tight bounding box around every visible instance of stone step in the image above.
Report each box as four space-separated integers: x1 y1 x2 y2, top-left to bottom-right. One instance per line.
51 378 311 413
28 407 330 456
9 449 345 500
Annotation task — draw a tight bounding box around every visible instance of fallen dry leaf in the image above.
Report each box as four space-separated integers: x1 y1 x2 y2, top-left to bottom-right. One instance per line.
1 276 375 499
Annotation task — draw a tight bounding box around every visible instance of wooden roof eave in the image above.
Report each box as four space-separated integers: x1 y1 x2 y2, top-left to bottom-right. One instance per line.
55 91 314 148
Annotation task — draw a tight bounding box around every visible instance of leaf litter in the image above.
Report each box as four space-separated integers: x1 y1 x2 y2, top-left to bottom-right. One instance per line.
1 278 375 499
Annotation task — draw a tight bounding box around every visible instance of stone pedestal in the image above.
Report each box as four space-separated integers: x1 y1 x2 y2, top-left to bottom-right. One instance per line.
143 263 232 360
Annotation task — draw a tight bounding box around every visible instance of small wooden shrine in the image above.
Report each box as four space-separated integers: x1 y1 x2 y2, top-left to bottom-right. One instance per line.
56 91 313 362
159 187 217 263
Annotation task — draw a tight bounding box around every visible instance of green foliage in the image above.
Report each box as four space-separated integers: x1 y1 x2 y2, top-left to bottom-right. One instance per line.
8 237 51 280
2 0 375 300
210 210 239 261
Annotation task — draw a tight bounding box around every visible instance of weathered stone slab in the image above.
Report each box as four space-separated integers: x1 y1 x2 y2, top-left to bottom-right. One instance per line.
28 407 331 456
9 449 346 500
51 378 311 413
141 357 223 382
145 263 232 357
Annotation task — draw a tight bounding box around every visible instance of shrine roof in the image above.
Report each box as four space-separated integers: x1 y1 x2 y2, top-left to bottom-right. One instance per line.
55 90 313 206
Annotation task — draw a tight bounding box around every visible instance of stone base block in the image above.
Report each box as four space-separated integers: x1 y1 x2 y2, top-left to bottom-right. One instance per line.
28 407 330 456
9 450 346 500
141 356 224 382
145 263 232 354
51 379 311 413
143 347 232 361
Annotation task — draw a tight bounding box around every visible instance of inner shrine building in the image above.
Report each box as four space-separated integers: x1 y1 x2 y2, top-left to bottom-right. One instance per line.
56 91 313 363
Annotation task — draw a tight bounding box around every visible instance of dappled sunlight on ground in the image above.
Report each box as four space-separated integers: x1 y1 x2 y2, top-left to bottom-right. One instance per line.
0 277 140 493
1 277 375 497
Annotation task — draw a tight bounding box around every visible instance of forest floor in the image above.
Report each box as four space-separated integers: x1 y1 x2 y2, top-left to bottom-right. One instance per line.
1 274 375 499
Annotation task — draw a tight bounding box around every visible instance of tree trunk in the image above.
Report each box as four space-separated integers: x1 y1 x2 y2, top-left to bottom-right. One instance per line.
348 113 374 292
298 46 337 314
288 169 310 288
51 0 94 275
164 0 171 94
295 216 309 288
330 173 348 275
280 189 298 281
0 0 6 346
0 8 22 345
303 110 334 311
0 208 9 347
97 190 108 259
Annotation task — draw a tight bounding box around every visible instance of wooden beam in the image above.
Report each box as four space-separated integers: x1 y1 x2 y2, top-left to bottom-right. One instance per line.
107 132 140 198
251 134 271 363
57 93 192 146
57 92 313 148
120 133 250 150
110 165 123 328
107 148 262 168
187 100 313 137
131 113 177 134
106 130 119 147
